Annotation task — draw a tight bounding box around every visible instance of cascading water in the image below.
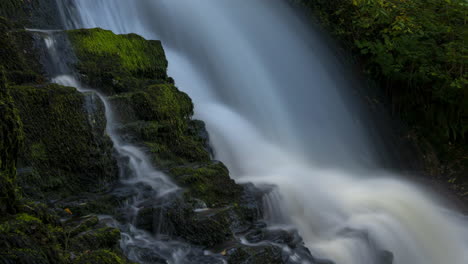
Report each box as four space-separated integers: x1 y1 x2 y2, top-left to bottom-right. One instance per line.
37 31 228 264
54 0 468 263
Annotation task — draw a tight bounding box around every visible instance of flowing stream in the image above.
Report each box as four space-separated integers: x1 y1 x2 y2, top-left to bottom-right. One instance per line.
54 0 468 263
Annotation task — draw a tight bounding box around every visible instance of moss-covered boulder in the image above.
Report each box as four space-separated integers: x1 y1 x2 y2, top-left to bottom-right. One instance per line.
110 84 210 167
170 162 242 207
67 28 170 95
10 84 118 200
0 201 131 264
0 212 64 264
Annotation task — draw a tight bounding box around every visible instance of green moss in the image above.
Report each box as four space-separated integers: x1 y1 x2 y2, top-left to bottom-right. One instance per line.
0 17 44 85
68 28 167 75
0 211 64 264
73 249 126 264
111 84 210 167
297 0 468 190
67 28 169 94
0 209 128 264
70 227 121 252
10 84 117 199
0 67 23 214
15 213 42 224
170 162 242 207
112 84 193 126
0 0 28 22
227 245 283 264
31 142 48 161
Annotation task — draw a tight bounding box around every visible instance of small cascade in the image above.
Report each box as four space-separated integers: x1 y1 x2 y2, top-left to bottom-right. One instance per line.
37 31 224 264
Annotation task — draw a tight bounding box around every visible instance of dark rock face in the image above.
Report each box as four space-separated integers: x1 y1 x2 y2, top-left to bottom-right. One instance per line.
227 245 283 264
10 84 118 200
0 0 63 28
0 17 45 85
0 66 22 214
0 8 129 264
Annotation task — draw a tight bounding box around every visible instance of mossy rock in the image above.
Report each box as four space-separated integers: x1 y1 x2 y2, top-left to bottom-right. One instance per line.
73 249 128 264
110 84 210 167
67 28 169 95
110 84 193 126
0 204 130 264
69 226 121 252
170 162 242 208
134 199 235 247
227 245 283 264
10 84 118 199
0 0 29 24
0 17 44 85
0 213 65 264
0 67 23 214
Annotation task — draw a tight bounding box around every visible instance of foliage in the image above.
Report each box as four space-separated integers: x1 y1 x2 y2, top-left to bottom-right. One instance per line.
297 0 468 189
298 0 467 143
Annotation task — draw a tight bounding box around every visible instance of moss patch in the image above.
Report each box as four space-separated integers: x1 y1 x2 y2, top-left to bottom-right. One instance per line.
110 84 210 167
0 0 28 23
0 202 130 264
73 249 127 264
0 67 23 214
10 84 117 199
67 28 169 94
170 162 242 208
0 17 44 85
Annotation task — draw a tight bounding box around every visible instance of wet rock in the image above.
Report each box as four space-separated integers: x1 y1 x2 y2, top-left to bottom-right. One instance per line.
70 226 121 252
72 249 128 264
379 250 394 264
313 258 336 264
227 245 283 264
133 249 168 264
169 204 233 247
169 161 243 208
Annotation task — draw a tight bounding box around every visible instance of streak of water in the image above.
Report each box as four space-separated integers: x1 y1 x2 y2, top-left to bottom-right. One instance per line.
56 1 468 263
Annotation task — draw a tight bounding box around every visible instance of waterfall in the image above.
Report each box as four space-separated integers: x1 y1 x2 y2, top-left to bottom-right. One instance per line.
55 0 468 264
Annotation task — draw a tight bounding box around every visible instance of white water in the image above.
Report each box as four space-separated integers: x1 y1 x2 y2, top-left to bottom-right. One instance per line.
57 0 468 263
